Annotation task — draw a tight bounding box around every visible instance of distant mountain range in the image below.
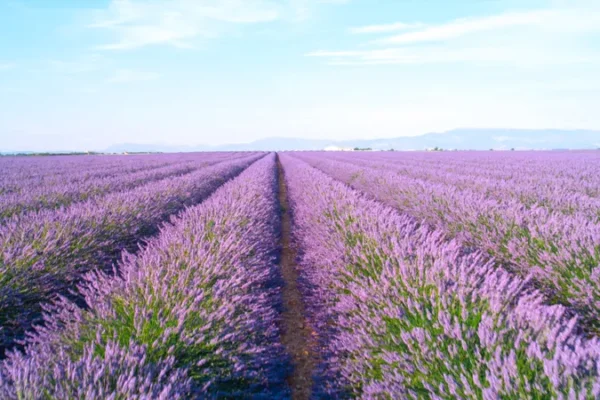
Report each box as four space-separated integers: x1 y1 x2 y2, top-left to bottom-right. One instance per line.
102 129 600 152
3 129 600 154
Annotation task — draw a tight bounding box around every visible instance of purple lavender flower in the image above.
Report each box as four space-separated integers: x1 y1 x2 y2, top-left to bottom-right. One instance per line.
0 153 263 353
0 153 289 398
280 152 600 398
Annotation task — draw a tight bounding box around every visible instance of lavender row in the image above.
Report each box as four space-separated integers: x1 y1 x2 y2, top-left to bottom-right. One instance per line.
0 152 240 196
280 153 600 399
0 161 200 220
0 153 288 398
0 155 173 195
321 152 600 220
293 152 600 334
0 153 248 220
0 153 262 352
347 151 600 195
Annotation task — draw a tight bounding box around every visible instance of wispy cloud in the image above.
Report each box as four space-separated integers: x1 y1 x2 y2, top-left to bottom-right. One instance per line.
308 5 600 66
373 7 600 45
307 46 600 66
106 69 160 83
350 22 423 34
375 10 555 45
90 0 282 50
89 0 351 50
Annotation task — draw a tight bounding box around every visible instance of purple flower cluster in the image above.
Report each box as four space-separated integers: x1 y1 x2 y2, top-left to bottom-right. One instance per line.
0 153 244 220
0 153 288 398
0 153 262 352
280 153 600 398
1 153 191 196
293 151 600 333
307 151 600 220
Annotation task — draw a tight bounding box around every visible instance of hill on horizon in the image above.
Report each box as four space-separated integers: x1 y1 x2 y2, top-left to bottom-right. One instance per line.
3 129 600 154
100 128 600 153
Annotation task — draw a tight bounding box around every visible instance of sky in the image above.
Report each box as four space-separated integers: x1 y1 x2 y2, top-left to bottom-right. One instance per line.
1 0 600 151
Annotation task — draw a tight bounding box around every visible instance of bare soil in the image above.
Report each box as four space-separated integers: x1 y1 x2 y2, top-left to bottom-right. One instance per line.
276 155 317 400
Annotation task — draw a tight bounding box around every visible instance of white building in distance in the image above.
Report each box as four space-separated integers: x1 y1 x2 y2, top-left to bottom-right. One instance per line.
324 146 354 151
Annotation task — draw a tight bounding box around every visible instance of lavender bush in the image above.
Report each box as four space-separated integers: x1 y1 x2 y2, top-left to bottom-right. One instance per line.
2 149 599 399
0 153 245 198
0 153 288 398
314 151 600 220
3 159 188 220
280 153 600 398
0 153 245 219
0 153 262 352
293 152 600 333
0 153 179 195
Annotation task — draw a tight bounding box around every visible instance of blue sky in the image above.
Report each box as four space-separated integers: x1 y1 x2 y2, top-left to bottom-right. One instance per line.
1 0 599 151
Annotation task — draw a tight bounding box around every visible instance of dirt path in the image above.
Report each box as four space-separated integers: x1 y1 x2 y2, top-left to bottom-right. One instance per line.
277 154 316 400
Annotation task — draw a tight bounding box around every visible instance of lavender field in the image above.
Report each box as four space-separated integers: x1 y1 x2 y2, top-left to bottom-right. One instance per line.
0 151 599 399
